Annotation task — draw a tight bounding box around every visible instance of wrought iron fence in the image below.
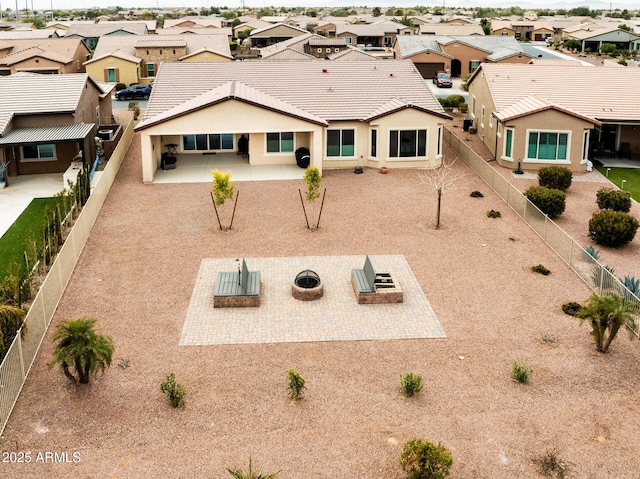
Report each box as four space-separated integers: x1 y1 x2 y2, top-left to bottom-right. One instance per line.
444 127 640 337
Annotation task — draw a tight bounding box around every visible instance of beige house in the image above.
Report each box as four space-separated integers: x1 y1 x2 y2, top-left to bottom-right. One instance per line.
0 73 113 177
467 63 640 172
84 34 232 85
134 60 450 183
490 20 554 41
0 38 91 75
419 24 484 36
394 35 532 78
249 23 309 48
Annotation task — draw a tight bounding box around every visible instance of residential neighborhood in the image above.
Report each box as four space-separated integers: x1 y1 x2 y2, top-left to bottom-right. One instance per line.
1 4 640 478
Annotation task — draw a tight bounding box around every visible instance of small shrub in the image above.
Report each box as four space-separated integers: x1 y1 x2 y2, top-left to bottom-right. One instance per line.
620 275 640 297
582 245 600 262
400 372 424 397
470 190 484 198
487 209 501 218
591 264 617 291
533 442 568 478
227 457 280 479
115 82 126 91
127 100 140 120
531 264 550 275
537 166 572 191
511 361 532 383
588 210 639 247
160 373 186 408
541 333 558 347
596 187 631 212
400 438 453 479
287 369 306 401
525 186 566 218
561 301 582 316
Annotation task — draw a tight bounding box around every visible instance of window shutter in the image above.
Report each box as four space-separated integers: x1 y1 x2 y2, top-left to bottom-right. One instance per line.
115 68 120 82
103 69 108 81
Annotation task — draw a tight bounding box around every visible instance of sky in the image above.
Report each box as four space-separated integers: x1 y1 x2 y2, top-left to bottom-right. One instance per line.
6 0 639 15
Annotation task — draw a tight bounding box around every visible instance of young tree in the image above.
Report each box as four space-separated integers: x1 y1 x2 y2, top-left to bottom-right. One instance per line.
211 169 238 230
563 39 581 52
577 293 638 353
49 317 114 384
419 157 465 229
300 167 325 229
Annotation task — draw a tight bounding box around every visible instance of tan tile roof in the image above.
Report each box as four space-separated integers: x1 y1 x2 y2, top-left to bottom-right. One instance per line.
0 30 59 39
475 63 640 122
66 22 148 38
138 60 448 129
494 95 600 125
134 38 187 48
92 34 231 60
155 27 233 36
85 48 141 65
262 49 316 60
328 47 379 61
0 38 86 60
0 45 72 66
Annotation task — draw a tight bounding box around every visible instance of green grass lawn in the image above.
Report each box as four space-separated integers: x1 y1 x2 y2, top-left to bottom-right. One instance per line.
0 197 62 281
596 166 640 202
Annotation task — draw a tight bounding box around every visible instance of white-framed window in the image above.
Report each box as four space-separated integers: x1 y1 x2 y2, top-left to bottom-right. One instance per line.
317 48 322 53
389 129 427 158
470 60 481 73
326 47 331 52
497 122 502 137
502 128 514 160
334 48 340 52
436 126 443 158
582 130 590 163
182 134 234 151
526 130 570 162
481 105 485 128
266 132 294 153
344 37 352 44
146 63 155 77
22 144 56 162
326 129 355 157
370 129 377 158
471 96 476 118
489 113 493 129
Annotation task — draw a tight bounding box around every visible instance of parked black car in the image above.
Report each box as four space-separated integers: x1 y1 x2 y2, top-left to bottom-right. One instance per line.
115 84 152 100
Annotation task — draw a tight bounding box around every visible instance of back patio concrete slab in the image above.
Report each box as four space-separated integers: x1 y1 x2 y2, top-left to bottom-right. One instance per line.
180 254 445 345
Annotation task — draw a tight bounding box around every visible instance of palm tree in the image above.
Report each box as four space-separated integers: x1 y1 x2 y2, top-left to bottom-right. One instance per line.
49 317 114 384
577 293 639 353
0 304 27 358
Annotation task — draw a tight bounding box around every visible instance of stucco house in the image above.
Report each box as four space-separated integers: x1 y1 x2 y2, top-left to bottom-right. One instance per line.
0 72 113 177
248 23 309 48
490 20 554 41
336 21 413 49
394 35 532 78
0 38 90 75
566 26 640 53
467 63 640 172
134 60 451 183
84 34 232 86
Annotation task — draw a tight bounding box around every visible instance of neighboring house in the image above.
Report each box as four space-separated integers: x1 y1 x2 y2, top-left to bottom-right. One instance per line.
66 22 149 50
0 38 90 75
313 21 337 37
259 33 352 60
248 23 309 48
234 19 272 39
134 60 450 183
566 26 640 52
336 21 413 49
156 27 233 41
467 63 640 172
0 30 61 40
0 72 113 177
84 34 232 85
394 35 532 78
490 20 554 41
419 24 484 36
163 17 231 29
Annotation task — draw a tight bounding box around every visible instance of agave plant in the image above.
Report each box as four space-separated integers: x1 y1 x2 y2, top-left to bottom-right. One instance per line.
582 245 600 263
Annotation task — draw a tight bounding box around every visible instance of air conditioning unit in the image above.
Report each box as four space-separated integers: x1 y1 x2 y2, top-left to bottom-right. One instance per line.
469 127 477 134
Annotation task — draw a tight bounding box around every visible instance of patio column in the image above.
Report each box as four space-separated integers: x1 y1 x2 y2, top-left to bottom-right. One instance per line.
140 133 155 184
311 128 323 175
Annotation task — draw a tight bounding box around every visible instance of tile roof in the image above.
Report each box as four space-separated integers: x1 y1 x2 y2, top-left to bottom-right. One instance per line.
91 34 232 61
0 38 86 61
249 23 309 37
328 47 379 61
138 60 448 130
418 24 485 35
494 95 600 125
66 22 149 38
475 63 640 122
0 73 93 134
85 48 141 65
396 35 529 62
336 21 404 37
156 27 233 37
0 30 59 39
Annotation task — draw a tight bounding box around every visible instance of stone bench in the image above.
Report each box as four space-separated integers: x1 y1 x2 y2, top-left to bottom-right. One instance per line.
351 255 403 304
213 259 260 308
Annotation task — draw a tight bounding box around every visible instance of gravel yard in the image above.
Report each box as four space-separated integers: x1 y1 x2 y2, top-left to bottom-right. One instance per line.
2 125 640 478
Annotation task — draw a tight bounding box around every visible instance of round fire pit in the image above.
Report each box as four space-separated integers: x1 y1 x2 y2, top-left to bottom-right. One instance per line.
292 270 323 301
